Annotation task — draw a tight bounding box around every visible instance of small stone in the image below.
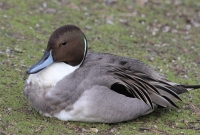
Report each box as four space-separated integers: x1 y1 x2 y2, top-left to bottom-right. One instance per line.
162 25 170 33
85 26 91 30
110 128 116 133
152 31 156 35
43 2 47 8
7 108 12 111
193 22 200 27
82 128 87 132
83 7 88 10
177 110 181 113
3 14 7 18
119 19 128 25
172 29 178 33
183 75 188 79
14 47 23 53
140 20 145 25
35 24 40 28
105 0 117 5
172 38 177 42
110 129 115 132
45 8 56 13
186 24 191 31
184 36 190 40
154 125 158 129
148 56 154 62
106 19 114 25
90 128 98 133
84 12 89 16
141 14 145 18
6 48 11 54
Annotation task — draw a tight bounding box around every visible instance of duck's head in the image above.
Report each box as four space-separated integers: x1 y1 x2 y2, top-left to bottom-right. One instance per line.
26 25 87 74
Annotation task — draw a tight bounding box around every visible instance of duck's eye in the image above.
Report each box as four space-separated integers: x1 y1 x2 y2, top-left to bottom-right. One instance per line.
62 42 67 46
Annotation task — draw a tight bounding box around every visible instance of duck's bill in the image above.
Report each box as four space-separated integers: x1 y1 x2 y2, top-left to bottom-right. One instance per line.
26 50 54 74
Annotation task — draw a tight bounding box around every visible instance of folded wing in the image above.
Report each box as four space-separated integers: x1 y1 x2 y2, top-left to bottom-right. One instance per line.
109 66 184 109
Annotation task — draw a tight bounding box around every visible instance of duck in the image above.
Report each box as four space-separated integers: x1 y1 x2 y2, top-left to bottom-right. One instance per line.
24 25 200 123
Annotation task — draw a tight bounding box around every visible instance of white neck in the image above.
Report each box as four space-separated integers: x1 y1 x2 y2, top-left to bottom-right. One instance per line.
26 62 79 87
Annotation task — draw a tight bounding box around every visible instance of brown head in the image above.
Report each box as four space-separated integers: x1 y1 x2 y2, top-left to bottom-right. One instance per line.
26 25 87 74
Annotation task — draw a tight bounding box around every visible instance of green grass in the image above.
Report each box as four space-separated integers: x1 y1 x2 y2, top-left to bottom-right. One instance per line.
0 0 200 134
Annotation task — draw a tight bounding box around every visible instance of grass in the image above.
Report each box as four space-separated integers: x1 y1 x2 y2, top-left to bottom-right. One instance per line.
0 0 200 134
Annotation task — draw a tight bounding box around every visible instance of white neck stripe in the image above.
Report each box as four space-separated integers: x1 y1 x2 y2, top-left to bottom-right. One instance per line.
79 37 87 66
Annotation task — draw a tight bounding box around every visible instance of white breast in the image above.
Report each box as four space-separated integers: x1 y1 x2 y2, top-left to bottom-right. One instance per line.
26 62 79 87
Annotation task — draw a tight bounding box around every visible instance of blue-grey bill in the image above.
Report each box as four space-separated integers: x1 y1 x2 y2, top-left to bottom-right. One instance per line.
26 50 54 74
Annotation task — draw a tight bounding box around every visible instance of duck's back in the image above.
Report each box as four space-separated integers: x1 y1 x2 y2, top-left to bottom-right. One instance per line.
85 52 165 80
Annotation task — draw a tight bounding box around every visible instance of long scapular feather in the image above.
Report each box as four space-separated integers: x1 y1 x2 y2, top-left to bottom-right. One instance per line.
117 77 153 108
154 85 182 101
162 96 179 108
109 66 184 109
124 79 153 108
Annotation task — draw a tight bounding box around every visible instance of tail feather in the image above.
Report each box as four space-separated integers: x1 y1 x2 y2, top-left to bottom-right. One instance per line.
172 85 200 94
180 85 200 90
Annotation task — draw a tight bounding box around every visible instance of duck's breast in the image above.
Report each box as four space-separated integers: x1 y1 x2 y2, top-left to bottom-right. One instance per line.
24 62 79 114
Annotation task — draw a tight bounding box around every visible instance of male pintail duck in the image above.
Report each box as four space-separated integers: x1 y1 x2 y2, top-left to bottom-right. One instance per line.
24 25 200 123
